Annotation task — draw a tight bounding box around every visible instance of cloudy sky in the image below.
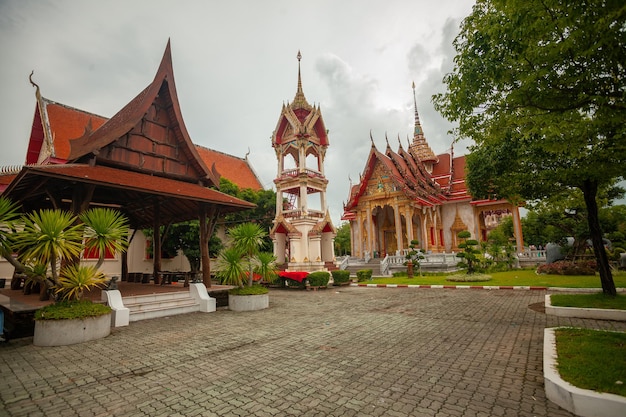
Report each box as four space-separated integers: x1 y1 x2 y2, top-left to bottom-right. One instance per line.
0 0 476 225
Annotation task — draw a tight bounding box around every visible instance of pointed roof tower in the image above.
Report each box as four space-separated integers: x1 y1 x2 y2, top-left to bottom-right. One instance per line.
272 51 328 148
408 82 438 163
68 40 219 187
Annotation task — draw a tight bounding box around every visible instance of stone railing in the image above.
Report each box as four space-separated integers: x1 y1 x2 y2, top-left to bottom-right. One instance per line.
338 256 349 271
380 255 390 276
282 209 324 219
520 249 547 259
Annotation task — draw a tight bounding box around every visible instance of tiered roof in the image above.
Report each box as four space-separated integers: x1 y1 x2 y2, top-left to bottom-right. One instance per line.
343 85 471 216
271 51 328 149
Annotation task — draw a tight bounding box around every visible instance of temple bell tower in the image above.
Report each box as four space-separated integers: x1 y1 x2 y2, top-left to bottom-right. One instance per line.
270 51 336 272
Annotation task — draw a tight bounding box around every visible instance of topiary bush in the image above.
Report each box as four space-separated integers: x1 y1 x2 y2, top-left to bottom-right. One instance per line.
356 269 373 282
331 270 351 285
307 271 330 287
536 260 597 275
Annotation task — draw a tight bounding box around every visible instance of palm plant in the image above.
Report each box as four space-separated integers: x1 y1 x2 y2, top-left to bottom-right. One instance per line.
15 209 84 290
0 197 20 264
80 208 129 269
56 264 107 301
7 206 129 302
254 251 278 284
228 222 267 287
214 247 247 287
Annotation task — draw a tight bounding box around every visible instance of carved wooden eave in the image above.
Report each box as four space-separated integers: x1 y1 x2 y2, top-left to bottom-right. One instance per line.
270 214 301 237
67 40 219 188
309 211 337 236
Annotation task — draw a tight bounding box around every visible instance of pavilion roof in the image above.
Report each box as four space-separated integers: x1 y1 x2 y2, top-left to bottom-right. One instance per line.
3 164 255 229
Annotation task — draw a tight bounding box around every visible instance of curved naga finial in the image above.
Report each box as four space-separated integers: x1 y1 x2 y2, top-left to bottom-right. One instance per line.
29 70 41 95
244 147 251 159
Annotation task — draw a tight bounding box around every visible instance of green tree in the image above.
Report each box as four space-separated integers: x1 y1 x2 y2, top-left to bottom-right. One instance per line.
434 0 626 295
334 222 351 256
220 178 276 252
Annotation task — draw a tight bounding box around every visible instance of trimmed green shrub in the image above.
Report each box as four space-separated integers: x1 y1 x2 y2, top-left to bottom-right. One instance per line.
307 271 330 287
35 300 112 321
356 269 373 282
228 285 269 295
331 270 351 284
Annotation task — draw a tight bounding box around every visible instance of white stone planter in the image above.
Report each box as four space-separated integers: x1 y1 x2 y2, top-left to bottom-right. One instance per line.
33 313 111 346
228 293 269 312
544 328 626 417
545 294 626 321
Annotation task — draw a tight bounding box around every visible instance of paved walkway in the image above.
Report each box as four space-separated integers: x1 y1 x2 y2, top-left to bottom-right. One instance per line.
1 287 625 416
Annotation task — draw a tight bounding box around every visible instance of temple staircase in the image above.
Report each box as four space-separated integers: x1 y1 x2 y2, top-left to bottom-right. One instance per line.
123 291 200 322
343 257 383 277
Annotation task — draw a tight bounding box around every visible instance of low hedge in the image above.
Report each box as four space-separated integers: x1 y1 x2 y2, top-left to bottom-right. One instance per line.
356 269 373 282
537 260 597 275
307 271 330 287
331 270 351 284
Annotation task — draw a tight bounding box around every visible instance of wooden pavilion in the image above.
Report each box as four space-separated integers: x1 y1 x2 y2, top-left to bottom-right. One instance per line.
2 41 255 286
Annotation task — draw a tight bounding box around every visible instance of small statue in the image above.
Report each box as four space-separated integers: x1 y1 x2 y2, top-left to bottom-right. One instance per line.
105 276 119 291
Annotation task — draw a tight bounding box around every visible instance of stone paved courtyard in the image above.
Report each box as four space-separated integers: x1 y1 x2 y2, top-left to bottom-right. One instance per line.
1 287 625 416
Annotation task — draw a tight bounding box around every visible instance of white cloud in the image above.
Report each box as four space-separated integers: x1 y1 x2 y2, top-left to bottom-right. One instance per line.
0 0 476 225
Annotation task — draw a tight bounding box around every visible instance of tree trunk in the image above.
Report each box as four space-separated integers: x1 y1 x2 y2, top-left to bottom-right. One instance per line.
581 180 616 296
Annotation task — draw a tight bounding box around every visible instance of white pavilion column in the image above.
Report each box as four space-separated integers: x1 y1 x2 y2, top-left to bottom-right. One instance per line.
405 206 414 246
394 201 403 254
299 182 308 212
366 205 373 256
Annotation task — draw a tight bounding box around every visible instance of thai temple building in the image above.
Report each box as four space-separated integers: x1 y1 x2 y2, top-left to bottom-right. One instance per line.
270 52 336 271
342 83 523 258
0 42 262 282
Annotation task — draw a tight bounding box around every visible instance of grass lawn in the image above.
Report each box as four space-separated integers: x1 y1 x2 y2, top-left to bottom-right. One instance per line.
363 269 626 288
555 328 626 397
551 293 626 310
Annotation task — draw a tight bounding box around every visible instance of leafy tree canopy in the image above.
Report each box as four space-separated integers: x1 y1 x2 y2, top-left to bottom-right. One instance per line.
334 222 351 256
434 0 626 295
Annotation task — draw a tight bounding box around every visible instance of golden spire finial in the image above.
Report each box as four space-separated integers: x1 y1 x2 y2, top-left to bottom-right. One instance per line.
292 50 311 110
412 81 421 134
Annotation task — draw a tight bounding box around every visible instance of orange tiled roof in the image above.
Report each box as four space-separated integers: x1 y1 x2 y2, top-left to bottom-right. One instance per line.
46 101 107 161
195 146 263 191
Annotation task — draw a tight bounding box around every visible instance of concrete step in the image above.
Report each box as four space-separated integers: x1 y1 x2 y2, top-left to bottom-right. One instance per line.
123 291 200 322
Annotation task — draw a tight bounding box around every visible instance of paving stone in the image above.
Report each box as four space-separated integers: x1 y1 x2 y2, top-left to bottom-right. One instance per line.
2 287 625 416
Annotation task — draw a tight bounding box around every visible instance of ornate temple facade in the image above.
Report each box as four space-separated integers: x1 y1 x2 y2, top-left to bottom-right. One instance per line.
270 52 336 271
342 84 523 258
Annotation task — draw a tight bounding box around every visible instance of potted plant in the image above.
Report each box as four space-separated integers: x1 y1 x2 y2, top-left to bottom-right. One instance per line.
214 222 277 311
0 197 130 346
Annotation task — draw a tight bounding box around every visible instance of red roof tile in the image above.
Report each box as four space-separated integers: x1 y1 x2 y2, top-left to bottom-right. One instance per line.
195 146 263 191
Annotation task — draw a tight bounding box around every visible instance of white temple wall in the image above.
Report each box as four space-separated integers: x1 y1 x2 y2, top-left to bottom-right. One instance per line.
441 202 476 252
